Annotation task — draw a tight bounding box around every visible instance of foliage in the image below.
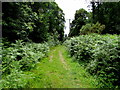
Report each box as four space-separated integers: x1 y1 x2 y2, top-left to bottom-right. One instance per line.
80 22 105 35
2 3 34 42
2 2 65 88
90 1 120 34
2 2 65 43
25 45 99 88
47 31 60 47
1 70 28 88
2 40 50 88
64 34 120 88
69 8 88 37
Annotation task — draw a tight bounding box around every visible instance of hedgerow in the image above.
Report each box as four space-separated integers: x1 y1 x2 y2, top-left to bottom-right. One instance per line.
1 40 49 88
64 34 120 88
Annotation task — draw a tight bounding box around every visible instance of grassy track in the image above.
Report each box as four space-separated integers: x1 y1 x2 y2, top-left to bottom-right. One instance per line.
25 45 99 88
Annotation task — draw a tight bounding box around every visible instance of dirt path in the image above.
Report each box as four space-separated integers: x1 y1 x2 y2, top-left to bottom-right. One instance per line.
49 49 56 62
59 51 70 70
49 55 53 62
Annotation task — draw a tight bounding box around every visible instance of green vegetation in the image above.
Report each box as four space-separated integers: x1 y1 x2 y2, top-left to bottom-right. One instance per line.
2 2 65 43
69 2 120 36
1 1 120 89
2 40 49 88
24 46 99 88
80 22 105 35
67 2 120 88
69 8 88 37
90 1 120 34
64 34 120 88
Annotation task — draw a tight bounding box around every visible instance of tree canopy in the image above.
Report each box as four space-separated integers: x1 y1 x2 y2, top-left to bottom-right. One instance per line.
69 2 120 37
69 8 89 37
2 2 65 43
91 1 120 34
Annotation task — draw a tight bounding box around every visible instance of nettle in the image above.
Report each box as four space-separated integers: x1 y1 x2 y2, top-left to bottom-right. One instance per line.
64 34 120 88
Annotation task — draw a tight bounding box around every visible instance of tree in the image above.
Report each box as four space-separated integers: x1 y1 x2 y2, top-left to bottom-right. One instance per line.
2 2 65 43
47 2 65 41
69 8 88 37
3 2 35 42
90 1 120 34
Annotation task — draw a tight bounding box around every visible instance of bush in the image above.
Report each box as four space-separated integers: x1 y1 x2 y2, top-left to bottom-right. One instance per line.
64 34 120 88
80 22 105 35
2 40 50 88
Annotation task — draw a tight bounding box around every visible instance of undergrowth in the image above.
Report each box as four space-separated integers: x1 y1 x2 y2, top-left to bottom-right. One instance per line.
1 40 49 88
64 34 120 88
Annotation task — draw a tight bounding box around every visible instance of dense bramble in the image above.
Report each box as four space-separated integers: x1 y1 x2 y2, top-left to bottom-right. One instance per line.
64 34 120 88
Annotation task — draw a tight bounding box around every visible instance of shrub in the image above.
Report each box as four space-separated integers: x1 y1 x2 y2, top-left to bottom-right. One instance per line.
64 34 120 88
2 40 50 88
80 22 105 35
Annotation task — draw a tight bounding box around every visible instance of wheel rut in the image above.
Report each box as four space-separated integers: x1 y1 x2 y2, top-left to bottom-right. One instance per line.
59 51 70 70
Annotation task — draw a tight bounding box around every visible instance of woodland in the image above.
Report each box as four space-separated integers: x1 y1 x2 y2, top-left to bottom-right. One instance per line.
1 1 120 88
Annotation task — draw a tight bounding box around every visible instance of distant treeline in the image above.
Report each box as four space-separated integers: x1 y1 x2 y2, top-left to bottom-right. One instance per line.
69 2 120 37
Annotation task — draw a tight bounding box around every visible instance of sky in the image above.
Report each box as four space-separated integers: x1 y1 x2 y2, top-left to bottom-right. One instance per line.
55 0 91 35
